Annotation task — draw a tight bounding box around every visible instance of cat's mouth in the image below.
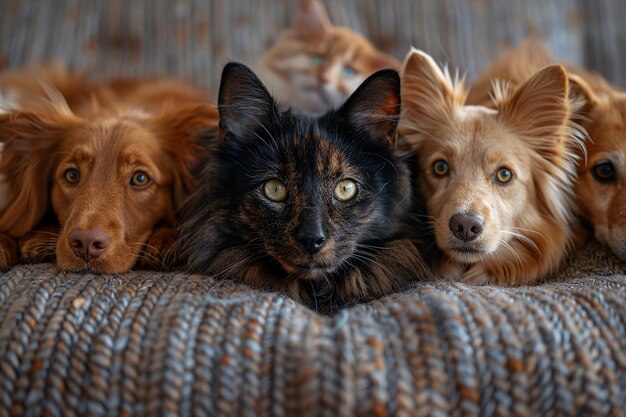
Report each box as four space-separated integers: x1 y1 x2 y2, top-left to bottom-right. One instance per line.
294 262 337 274
278 259 342 280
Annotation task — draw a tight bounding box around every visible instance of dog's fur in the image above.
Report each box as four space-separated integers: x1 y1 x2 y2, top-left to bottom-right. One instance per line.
399 49 585 284
468 39 626 262
0 66 217 272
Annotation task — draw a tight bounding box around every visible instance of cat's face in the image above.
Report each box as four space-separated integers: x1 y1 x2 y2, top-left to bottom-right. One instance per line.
183 63 405 281
258 0 399 115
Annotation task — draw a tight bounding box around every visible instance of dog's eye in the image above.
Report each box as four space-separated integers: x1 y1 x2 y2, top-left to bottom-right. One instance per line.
592 161 616 183
432 160 449 177
495 167 513 185
130 171 152 188
263 179 287 202
64 168 80 185
334 179 358 201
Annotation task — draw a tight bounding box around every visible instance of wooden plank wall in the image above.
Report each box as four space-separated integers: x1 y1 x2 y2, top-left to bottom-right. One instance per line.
1 0 624 94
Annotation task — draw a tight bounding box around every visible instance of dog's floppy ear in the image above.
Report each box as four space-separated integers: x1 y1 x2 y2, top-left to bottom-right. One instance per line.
399 48 465 137
497 65 575 162
0 106 80 237
153 104 219 208
337 69 401 148
217 63 277 141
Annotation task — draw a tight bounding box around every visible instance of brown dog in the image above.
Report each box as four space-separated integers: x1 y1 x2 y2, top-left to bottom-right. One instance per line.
0 65 217 272
468 39 626 261
400 49 585 285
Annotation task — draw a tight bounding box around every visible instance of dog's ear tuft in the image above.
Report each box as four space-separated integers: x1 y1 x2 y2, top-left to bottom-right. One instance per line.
0 108 80 237
218 63 277 140
399 48 465 137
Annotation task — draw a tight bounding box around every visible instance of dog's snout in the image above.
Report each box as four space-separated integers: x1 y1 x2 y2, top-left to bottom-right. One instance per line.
69 229 110 261
449 212 484 242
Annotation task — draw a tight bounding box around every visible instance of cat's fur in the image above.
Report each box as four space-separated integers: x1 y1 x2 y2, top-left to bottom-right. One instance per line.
177 63 429 313
256 0 399 115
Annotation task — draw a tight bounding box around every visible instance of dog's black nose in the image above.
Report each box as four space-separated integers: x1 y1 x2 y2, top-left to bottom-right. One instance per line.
295 210 327 254
449 212 484 242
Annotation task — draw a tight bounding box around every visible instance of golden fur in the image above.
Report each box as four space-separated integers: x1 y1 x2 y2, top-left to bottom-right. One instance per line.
467 39 626 261
256 0 399 114
400 49 585 285
0 65 217 272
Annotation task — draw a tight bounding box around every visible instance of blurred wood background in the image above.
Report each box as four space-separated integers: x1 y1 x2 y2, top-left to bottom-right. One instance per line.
1 0 624 93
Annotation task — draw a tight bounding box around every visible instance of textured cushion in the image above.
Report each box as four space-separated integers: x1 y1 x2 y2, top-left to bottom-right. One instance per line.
1 242 625 416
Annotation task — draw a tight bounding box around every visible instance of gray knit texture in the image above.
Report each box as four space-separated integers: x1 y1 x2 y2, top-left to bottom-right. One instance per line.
1 241 625 417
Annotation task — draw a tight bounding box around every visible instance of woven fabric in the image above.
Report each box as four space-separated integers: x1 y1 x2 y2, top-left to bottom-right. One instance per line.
1 241 625 417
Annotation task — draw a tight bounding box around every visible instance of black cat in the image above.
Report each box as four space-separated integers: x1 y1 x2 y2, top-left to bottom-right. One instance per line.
177 63 430 313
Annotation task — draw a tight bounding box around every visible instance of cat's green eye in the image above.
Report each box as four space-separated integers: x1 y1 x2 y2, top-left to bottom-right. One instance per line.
263 179 288 202
334 179 357 201
310 54 324 65
342 66 356 78
495 167 513 185
432 160 449 177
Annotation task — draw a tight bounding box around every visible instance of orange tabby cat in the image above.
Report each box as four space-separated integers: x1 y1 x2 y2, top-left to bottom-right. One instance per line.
256 0 399 115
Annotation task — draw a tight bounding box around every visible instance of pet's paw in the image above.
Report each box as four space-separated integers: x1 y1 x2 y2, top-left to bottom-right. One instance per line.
462 264 491 285
0 233 18 271
437 260 466 282
137 226 178 269
18 230 57 263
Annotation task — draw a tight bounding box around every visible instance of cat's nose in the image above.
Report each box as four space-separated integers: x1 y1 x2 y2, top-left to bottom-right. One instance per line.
317 71 331 84
449 212 484 242
294 211 327 254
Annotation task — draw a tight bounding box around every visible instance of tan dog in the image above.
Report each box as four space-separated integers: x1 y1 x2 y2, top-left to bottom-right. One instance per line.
0 67 217 272
400 49 585 284
468 39 626 261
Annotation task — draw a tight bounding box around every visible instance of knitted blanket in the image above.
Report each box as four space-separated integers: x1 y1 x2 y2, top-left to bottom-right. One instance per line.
1 241 625 417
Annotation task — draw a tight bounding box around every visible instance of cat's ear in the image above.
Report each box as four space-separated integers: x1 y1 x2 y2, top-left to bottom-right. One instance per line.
337 69 401 148
400 48 464 135
292 0 331 37
217 63 276 139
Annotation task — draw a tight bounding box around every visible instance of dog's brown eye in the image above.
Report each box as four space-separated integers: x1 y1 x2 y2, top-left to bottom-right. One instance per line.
334 179 358 201
495 167 513 184
130 171 151 188
432 160 449 177
592 161 616 183
263 179 287 202
64 168 80 185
